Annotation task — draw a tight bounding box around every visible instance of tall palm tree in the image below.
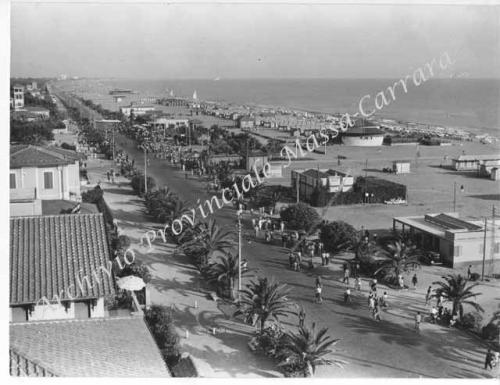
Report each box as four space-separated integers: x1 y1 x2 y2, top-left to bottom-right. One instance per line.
206 252 249 300
374 240 421 284
234 277 294 331
181 219 234 265
278 323 346 377
432 274 483 320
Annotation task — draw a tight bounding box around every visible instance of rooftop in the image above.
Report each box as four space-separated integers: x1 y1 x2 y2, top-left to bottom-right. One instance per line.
10 317 170 377
452 154 500 162
10 214 114 305
394 213 484 238
10 145 82 168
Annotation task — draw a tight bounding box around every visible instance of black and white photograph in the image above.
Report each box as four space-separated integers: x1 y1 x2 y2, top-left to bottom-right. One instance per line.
3 0 500 379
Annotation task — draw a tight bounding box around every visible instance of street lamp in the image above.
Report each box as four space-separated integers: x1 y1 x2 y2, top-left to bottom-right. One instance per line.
453 182 465 212
236 210 243 303
140 144 148 195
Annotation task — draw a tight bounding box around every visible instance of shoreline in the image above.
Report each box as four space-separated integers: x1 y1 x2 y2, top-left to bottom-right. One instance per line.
56 78 499 142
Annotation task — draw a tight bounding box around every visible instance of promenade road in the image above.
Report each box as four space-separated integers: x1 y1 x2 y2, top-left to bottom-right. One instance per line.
111 133 497 378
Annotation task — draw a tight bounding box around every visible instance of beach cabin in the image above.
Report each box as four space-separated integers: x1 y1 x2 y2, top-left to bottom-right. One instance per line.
451 154 500 171
491 168 500 181
393 160 411 174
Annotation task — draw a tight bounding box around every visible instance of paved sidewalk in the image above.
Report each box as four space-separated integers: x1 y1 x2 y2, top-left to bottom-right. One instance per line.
85 159 281 378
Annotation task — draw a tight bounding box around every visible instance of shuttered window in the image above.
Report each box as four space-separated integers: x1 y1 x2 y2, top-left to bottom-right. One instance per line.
43 171 53 189
9 173 16 189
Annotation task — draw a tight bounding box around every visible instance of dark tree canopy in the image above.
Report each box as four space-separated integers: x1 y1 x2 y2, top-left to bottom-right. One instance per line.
319 221 358 255
280 203 321 232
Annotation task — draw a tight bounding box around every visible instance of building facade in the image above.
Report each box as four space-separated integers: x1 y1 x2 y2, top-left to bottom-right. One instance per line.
451 154 500 171
12 85 25 110
393 213 500 269
291 168 354 202
10 146 82 216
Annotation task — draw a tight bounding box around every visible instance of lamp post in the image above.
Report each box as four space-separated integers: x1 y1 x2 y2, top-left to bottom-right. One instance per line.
237 210 242 302
453 182 464 212
142 145 148 195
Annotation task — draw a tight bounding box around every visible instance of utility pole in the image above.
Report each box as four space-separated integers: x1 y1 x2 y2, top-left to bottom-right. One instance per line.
453 182 457 212
144 146 148 194
237 211 242 303
481 216 487 281
112 123 116 161
296 172 300 203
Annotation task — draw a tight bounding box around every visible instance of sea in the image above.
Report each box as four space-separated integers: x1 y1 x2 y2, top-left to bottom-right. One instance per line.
94 78 499 137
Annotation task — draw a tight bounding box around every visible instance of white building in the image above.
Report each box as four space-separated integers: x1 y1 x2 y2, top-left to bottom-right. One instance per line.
12 84 25 110
10 145 83 216
342 120 384 147
120 104 155 117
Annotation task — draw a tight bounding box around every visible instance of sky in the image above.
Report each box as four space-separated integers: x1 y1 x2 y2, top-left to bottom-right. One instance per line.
10 2 500 79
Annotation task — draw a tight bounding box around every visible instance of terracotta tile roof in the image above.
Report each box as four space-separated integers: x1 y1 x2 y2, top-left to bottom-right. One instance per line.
10 145 80 168
10 317 171 377
10 214 114 305
10 348 57 377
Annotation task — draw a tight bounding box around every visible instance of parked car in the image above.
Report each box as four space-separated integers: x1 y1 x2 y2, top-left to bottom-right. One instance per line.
420 251 441 265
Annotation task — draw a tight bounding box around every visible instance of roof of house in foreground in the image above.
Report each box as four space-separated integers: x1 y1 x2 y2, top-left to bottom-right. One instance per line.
10 317 171 377
10 145 82 168
10 214 114 305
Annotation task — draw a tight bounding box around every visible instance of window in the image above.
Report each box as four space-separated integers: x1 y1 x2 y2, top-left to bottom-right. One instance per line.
495 242 500 254
43 171 53 189
453 245 462 257
9 173 16 189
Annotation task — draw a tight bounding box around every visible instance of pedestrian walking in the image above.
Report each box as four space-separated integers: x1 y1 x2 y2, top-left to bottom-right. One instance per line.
412 273 418 287
344 287 351 304
485 349 494 370
374 303 381 321
343 268 350 284
355 277 361 291
425 286 432 306
106 171 110 181
325 252 330 265
298 307 306 328
467 264 472 280
280 221 285 233
315 284 323 304
382 291 388 307
398 275 405 290
415 312 422 332
254 224 259 238
369 295 375 311
321 252 326 266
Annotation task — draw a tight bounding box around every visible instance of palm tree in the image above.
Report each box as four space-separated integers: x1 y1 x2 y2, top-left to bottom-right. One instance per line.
432 274 483 320
278 323 346 377
234 276 294 331
206 252 249 300
374 240 421 284
181 219 234 265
